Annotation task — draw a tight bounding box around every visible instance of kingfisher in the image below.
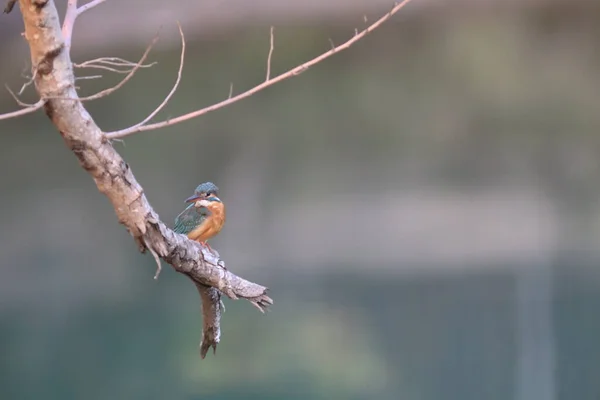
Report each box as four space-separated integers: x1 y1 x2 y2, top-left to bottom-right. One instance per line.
173 182 226 252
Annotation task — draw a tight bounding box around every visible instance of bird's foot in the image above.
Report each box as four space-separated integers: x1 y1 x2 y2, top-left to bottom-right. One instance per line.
200 241 215 253
200 242 226 270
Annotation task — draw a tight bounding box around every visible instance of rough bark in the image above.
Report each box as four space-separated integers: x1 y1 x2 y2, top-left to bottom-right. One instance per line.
16 0 272 355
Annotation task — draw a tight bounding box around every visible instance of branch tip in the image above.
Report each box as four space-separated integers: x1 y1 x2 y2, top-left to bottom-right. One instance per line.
266 26 275 81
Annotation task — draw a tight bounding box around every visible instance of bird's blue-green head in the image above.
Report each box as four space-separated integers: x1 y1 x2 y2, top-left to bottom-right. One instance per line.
185 181 220 203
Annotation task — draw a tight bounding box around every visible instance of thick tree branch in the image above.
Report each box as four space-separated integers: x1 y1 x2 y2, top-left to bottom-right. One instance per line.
105 0 414 139
17 0 271 355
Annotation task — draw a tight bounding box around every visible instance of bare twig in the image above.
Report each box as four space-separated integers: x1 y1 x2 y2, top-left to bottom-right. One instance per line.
6 85 38 107
0 100 44 121
228 83 233 99
77 34 159 101
41 37 157 102
17 71 36 96
104 0 413 139
75 74 103 81
76 0 107 16
75 64 132 74
266 26 274 81
121 23 185 130
74 58 157 74
76 56 157 70
80 57 144 67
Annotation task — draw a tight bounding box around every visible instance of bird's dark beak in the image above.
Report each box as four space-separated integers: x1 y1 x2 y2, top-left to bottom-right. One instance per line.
185 194 203 203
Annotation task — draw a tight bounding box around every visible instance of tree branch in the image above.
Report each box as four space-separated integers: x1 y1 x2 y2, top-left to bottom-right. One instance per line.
122 22 184 130
76 0 107 16
104 0 414 139
0 99 44 121
16 0 271 356
265 26 274 81
76 34 159 101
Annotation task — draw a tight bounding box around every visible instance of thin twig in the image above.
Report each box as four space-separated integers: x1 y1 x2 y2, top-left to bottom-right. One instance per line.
105 0 414 139
77 34 159 101
75 64 133 74
0 100 44 121
76 0 107 16
74 58 157 74
266 26 274 81
6 85 37 107
43 35 159 103
75 75 103 81
18 71 36 96
76 57 156 69
119 23 185 130
228 83 233 99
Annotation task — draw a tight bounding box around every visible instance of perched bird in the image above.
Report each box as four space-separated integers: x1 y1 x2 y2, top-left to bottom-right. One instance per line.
173 182 226 252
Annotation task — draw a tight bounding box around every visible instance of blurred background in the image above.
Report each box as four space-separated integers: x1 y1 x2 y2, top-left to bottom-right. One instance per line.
1 0 600 399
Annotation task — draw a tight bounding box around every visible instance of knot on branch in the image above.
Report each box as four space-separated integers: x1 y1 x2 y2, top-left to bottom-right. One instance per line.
3 0 16 13
32 0 49 9
37 44 64 76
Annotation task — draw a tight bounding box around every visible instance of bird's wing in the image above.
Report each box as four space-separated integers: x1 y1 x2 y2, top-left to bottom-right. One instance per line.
173 203 211 235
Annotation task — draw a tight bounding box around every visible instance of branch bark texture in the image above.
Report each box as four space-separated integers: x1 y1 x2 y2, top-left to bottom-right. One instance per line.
17 0 271 355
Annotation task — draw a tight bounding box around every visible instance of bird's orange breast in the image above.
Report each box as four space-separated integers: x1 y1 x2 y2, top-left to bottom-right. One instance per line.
187 201 226 243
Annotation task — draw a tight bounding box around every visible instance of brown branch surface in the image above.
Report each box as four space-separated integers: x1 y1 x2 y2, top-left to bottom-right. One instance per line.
16 0 272 354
